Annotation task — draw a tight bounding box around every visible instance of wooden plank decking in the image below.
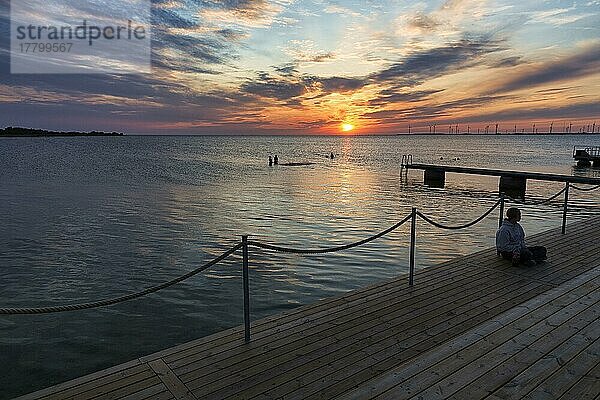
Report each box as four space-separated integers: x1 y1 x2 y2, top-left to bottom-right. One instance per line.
15 216 600 400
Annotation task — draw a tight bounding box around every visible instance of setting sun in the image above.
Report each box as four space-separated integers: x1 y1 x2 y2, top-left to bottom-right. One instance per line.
342 123 355 132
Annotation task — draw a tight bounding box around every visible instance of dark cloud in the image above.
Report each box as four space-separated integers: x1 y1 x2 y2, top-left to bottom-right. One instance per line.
319 77 366 93
407 12 440 31
241 72 307 102
152 7 196 29
364 94 512 122
240 72 366 103
370 36 506 86
215 28 248 41
490 44 600 93
273 63 299 76
535 87 578 95
154 33 233 64
368 88 443 106
492 56 523 68
308 52 335 62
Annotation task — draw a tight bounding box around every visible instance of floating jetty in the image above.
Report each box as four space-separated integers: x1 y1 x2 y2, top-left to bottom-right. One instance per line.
403 163 600 198
14 216 600 400
279 162 316 167
574 146 600 167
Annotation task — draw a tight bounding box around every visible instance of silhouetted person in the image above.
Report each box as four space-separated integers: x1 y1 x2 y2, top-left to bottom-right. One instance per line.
496 208 547 267
269 156 273 166
274 155 279 165
330 152 334 159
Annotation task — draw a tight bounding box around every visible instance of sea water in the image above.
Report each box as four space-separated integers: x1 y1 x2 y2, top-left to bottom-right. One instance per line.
0 134 598 398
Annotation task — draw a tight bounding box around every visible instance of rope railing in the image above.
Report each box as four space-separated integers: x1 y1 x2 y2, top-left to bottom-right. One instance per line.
2 181 595 341
571 184 600 192
248 214 412 254
416 199 502 230
503 186 567 206
0 244 242 315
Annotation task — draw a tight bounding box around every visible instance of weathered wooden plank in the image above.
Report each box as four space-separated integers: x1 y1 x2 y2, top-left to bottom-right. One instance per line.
187 272 526 398
556 362 600 400
90 375 164 400
42 368 157 400
335 268 600 400
119 384 171 400
288 285 549 400
145 258 477 365
234 280 546 400
520 337 600 400
367 275 600 400
445 300 599 399
489 311 600 398
172 264 493 376
182 268 511 394
159 260 480 365
14 360 146 400
147 359 196 400
204 241 596 400
283 260 599 399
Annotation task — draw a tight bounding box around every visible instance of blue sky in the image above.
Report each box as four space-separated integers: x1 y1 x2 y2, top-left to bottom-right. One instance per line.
1 0 599 134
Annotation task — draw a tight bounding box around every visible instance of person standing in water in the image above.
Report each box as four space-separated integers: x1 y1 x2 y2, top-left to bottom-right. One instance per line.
269 156 273 166
274 155 279 165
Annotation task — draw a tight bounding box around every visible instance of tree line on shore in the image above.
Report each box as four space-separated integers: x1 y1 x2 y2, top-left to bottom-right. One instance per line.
0 127 124 137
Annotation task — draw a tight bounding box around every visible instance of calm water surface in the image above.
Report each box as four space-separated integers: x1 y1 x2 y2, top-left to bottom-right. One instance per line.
0 135 599 398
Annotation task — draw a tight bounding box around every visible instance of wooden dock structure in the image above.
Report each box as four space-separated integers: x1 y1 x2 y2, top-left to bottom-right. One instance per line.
574 146 600 167
15 217 600 400
402 163 600 197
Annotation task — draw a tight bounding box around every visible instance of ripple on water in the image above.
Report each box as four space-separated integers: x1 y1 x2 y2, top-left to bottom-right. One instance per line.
0 135 599 398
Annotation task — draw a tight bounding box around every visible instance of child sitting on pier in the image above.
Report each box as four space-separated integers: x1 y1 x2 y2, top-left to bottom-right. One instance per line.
496 208 547 267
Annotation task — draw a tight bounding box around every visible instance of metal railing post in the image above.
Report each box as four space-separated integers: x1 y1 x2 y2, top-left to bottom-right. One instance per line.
242 235 251 343
409 207 417 286
498 194 505 229
562 183 570 234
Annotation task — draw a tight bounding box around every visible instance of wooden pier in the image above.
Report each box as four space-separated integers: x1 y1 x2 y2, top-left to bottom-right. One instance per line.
15 217 600 400
403 163 600 198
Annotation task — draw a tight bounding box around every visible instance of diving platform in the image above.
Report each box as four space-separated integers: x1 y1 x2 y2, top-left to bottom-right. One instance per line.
574 146 600 167
14 216 600 400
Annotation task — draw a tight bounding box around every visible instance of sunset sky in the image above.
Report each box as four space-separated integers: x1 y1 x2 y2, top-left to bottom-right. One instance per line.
1 0 599 134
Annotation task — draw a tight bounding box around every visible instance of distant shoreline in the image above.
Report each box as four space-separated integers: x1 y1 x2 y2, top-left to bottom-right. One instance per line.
0 127 124 137
396 132 600 136
1 126 598 137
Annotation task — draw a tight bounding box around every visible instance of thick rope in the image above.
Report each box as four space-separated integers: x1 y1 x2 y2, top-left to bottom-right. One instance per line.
0 244 242 315
248 214 413 254
416 199 501 230
571 184 600 192
506 186 567 206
